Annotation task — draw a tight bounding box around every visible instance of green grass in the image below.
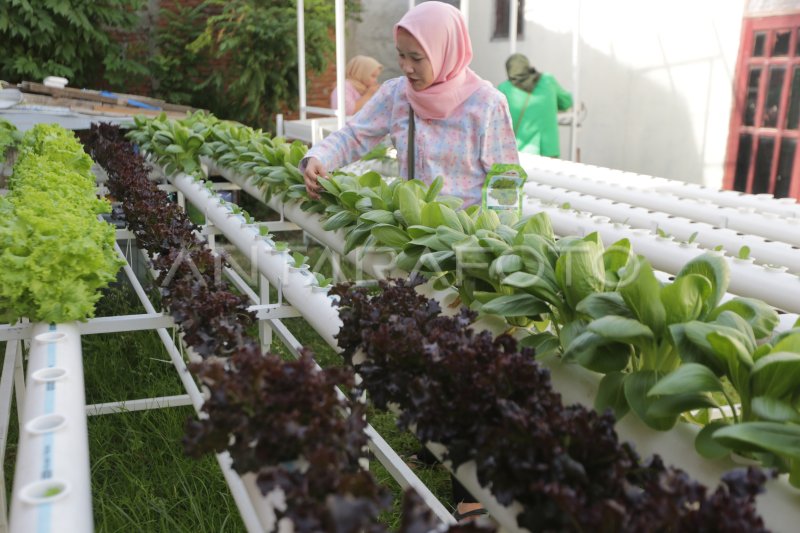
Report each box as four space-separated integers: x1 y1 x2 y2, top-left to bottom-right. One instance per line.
2 280 245 532
81 280 245 532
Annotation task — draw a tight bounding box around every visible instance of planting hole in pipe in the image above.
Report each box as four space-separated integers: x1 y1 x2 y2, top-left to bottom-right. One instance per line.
31 367 68 383
25 414 67 434
34 331 67 344
20 480 70 505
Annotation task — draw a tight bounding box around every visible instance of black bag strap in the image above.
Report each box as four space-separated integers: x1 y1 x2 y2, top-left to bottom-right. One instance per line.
407 104 415 180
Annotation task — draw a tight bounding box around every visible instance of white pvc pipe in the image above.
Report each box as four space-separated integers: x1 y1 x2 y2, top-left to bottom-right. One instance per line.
524 181 800 273
656 185 800 218
521 156 800 246
170 173 342 347
522 153 800 218
9 323 93 533
335 0 346 129
522 198 800 314
297 0 307 120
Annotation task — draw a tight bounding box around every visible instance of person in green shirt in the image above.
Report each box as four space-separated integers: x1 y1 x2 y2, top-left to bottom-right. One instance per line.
498 53 573 157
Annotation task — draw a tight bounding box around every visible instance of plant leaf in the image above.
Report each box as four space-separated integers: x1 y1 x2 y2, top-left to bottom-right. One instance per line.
623 370 679 430
595 371 630 420
751 396 800 423
647 363 724 396
750 351 800 399
480 293 549 318
713 421 800 460
676 252 730 317
695 420 732 459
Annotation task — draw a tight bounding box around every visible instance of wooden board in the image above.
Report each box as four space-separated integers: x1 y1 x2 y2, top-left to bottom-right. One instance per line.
18 81 199 114
20 81 119 105
74 104 187 119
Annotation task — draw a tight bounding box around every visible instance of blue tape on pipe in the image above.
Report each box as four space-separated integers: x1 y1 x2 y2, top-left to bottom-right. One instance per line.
99 90 160 111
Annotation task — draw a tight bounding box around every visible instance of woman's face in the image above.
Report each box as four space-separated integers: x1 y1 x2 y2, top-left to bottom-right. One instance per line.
396 27 434 91
368 67 381 87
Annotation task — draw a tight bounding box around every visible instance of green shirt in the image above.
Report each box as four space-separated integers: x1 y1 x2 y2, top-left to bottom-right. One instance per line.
498 74 573 157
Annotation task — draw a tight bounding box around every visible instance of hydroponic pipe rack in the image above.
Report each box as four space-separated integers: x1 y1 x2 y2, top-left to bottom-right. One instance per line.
520 153 800 219
520 156 800 247
168 160 540 532
524 180 800 273
9 323 93 533
521 197 800 314
167 171 342 345
199 156 800 533
159 166 460 527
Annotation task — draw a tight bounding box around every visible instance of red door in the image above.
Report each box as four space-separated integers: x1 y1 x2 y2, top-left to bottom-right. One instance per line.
724 15 800 199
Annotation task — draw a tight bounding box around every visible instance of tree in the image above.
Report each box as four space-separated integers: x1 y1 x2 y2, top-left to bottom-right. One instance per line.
188 0 361 128
0 0 148 87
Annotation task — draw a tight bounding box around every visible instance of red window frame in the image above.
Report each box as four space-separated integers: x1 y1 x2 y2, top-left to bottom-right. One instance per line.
724 14 800 199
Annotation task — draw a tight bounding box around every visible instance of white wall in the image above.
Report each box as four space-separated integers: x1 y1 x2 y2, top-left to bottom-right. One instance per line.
346 0 408 83
469 0 746 187
343 1 744 187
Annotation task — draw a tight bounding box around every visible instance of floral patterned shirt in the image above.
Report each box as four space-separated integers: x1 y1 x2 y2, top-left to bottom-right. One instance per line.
329 80 361 116
307 76 519 206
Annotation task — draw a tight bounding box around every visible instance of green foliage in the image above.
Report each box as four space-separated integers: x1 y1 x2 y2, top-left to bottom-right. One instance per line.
0 125 123 323
0 119 22 163
187 0 360 126
0 0 148 87
148 2 208 107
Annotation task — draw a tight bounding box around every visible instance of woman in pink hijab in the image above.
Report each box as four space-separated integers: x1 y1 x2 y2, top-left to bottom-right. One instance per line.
330 55 383 115
303 1 518 208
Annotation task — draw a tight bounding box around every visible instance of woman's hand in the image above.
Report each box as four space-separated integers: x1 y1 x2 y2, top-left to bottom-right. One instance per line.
303 157 327 200
365 83 380 97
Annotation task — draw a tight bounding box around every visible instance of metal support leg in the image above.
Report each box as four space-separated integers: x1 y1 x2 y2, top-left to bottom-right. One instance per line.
259 274 272 352
0 339 21 533
12 342 24 429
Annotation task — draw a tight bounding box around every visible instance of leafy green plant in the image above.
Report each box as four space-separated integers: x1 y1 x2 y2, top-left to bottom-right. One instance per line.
127 112 215 176
565 253 738 428
148 2 208 107
334 278 773 532
313 272 332 288
291 251 309 269
0 125 123 323
0 0 148 87
359 142 392 161
273 241 289 252
0 119 22 163
738 245 751 260
663 312 799 485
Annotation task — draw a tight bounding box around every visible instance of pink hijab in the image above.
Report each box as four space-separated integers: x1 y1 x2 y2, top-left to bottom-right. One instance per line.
394 1 487 120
